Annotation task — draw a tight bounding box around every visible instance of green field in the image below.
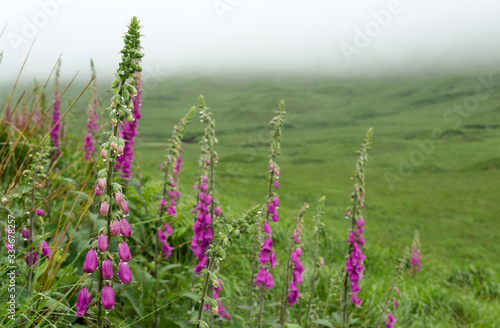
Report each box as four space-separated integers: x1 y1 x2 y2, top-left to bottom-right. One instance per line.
127 72 500 272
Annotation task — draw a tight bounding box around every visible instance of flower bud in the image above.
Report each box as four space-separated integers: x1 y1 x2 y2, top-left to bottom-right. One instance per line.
22 228 30 239
101 284 115 310
100 148 108 159
110 219 121 236
120 200 129 215
1 197 7 204
36 209 45 216
120 218 132 237
214 206 221 217
117 144 124 155
83 249 98 273
41 241 52 260
100 201 109 216
118 261 132 284
97 233 108 252
211 306 219 316
118 241 132 262
102 258 113 280
97 178 107 190
114 192 123 205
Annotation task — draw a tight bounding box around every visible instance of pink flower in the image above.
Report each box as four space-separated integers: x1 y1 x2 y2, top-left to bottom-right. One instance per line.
100 201 109 216
120 200 129 215
110 219 121 236
114 192 123 205
97 233 108 252
118 261 132 284
158 230 167 243
83 249 98 273
120 218 132 237
214 206 221 217
264 221 272 234
75 287 91 317
41 241 52 260
36 209 45 216
160 198 166 207
274 180 279 189
22 228 30 239
164 222 173 235
102 258 113 280
97 177 106 190
101 284 115 310
118 242 132 262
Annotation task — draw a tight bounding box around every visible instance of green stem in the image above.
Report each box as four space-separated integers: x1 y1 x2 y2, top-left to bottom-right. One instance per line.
155 159 171 328
257 285 265 328
305 218 320 328
375 269 398 328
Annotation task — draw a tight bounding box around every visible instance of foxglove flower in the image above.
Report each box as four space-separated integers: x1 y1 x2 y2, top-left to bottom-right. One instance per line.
118 261 132 284
41 241 52 260
118 242 132 262
83 249 98 273
26 251 37 266
36 209 45 216
385 311 397 328
22 228 30 239
97 233 108 252
101 284 115 310
120 218 132 237
100 201 109 216
120 200 129 215
110 219 120 236
75 287 92 317
102 258 113 280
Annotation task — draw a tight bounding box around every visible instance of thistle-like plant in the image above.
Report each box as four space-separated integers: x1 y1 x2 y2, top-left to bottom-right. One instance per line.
154 106 195 328
195 205 261 328
375 247 409 328
281 202 308 327
305 196 326 328
341 127 372 327
250 100 285 324
74 17 143 328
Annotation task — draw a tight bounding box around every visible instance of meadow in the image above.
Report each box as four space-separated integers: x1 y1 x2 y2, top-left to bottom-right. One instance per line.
1 17 500 328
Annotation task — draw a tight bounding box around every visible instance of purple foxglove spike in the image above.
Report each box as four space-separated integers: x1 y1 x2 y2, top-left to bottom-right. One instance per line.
118 261 132 284
118 242 132 262
41 241 52 260
101 284 115 310
36 209 45 216
120 218 132 237
110 219 121 236
214 206 221 217
83 249 98 273
264 221 272 234
75 287 92 317
120 200 129 215
22 228 30 239
100 201 109 216
102 258 113 280
158 230 167 243
114 192 123 205
97 233 108 252
259 249 270 265
164 222 173 235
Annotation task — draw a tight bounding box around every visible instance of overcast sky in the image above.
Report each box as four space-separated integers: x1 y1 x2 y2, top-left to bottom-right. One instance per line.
1 0 500 84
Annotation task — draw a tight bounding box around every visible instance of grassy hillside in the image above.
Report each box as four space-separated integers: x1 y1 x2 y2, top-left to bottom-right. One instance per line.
125 73 500 272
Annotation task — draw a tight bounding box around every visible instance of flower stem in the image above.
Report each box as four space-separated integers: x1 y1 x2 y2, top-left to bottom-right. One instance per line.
374 274 397 328
257 285 265 328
